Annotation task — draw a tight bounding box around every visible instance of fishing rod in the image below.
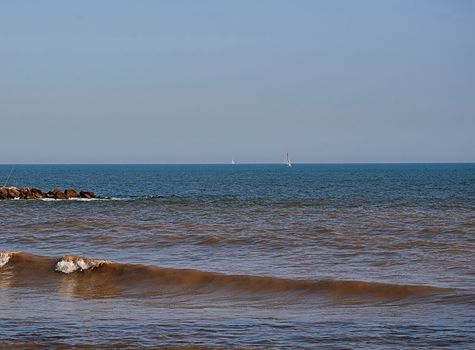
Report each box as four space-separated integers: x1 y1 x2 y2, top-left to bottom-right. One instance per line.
3 165 15 187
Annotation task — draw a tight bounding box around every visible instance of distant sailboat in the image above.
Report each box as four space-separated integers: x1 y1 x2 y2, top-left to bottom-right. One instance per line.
231 159 236 165
285 152 292 167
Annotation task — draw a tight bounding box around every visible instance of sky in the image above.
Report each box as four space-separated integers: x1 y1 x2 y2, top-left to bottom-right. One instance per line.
0 0 474 164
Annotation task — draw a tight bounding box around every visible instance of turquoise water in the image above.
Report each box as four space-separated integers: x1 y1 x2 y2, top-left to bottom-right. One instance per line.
1 164 474 349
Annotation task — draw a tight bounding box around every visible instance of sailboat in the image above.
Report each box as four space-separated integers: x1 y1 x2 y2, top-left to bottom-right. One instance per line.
285 152 292 167
231 159 236 165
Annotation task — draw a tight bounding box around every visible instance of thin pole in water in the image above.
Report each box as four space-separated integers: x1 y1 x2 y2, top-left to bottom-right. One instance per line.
3 165 15 187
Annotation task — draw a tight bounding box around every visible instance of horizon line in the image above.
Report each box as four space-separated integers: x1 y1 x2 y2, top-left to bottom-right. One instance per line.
0 161 474 166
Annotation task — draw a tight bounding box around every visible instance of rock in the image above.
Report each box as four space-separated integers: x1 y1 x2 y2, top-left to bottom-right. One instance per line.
0 187 8 199
31 188 44 199
51 187 67 199
18 187 28 197
53 191 68 200
19 187 32 199
79 191 96 199
64 188 78 198
0 186 95 200
7 187 20 199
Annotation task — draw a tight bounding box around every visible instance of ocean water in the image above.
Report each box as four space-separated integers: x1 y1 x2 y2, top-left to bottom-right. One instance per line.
0 164 474 349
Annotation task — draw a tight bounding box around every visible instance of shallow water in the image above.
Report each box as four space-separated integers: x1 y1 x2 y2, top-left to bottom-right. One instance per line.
1 164 474 349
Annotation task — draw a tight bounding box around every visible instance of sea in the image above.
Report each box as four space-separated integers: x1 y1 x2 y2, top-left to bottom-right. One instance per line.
0 163 474 349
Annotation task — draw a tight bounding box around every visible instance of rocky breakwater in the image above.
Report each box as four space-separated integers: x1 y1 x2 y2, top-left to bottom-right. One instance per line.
0 186 96 200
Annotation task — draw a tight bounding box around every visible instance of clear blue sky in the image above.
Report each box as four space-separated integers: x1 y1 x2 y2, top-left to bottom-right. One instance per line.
1 0 474 163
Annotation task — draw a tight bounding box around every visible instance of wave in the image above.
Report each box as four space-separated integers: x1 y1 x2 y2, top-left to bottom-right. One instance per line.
0 251 13 267
55 255 111 273
0 251 466 304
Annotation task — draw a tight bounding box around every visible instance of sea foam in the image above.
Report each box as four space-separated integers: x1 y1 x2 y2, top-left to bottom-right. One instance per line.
0 251 14 268
55 256 110 274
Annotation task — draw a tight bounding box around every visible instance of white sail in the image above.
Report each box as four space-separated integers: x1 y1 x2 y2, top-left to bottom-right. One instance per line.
286 153 292 167
231 159 235 165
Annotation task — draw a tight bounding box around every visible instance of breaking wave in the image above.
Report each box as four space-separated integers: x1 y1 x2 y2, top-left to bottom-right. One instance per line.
0 251 467 304
0 251 14 268
55 255 111 273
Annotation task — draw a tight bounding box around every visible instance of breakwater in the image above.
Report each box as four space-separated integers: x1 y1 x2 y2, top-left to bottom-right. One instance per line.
0 186 95 200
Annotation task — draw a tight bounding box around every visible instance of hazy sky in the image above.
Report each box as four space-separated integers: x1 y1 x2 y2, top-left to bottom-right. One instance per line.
1 0 474 163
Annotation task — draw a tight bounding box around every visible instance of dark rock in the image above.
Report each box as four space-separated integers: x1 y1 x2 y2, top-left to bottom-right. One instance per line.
64 188 78 198
19 187 32 199
0 187 8 199
0 186 95 200
79 191 96 199
54 191 68 200
51 187 67 199
31 188 44 199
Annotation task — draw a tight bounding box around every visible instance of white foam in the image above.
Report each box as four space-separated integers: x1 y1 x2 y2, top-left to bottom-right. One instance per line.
0 251 13 268
41 198 98 202
67 198 98 201
55 260 79 273
40 197 117 202
55 256 109 274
